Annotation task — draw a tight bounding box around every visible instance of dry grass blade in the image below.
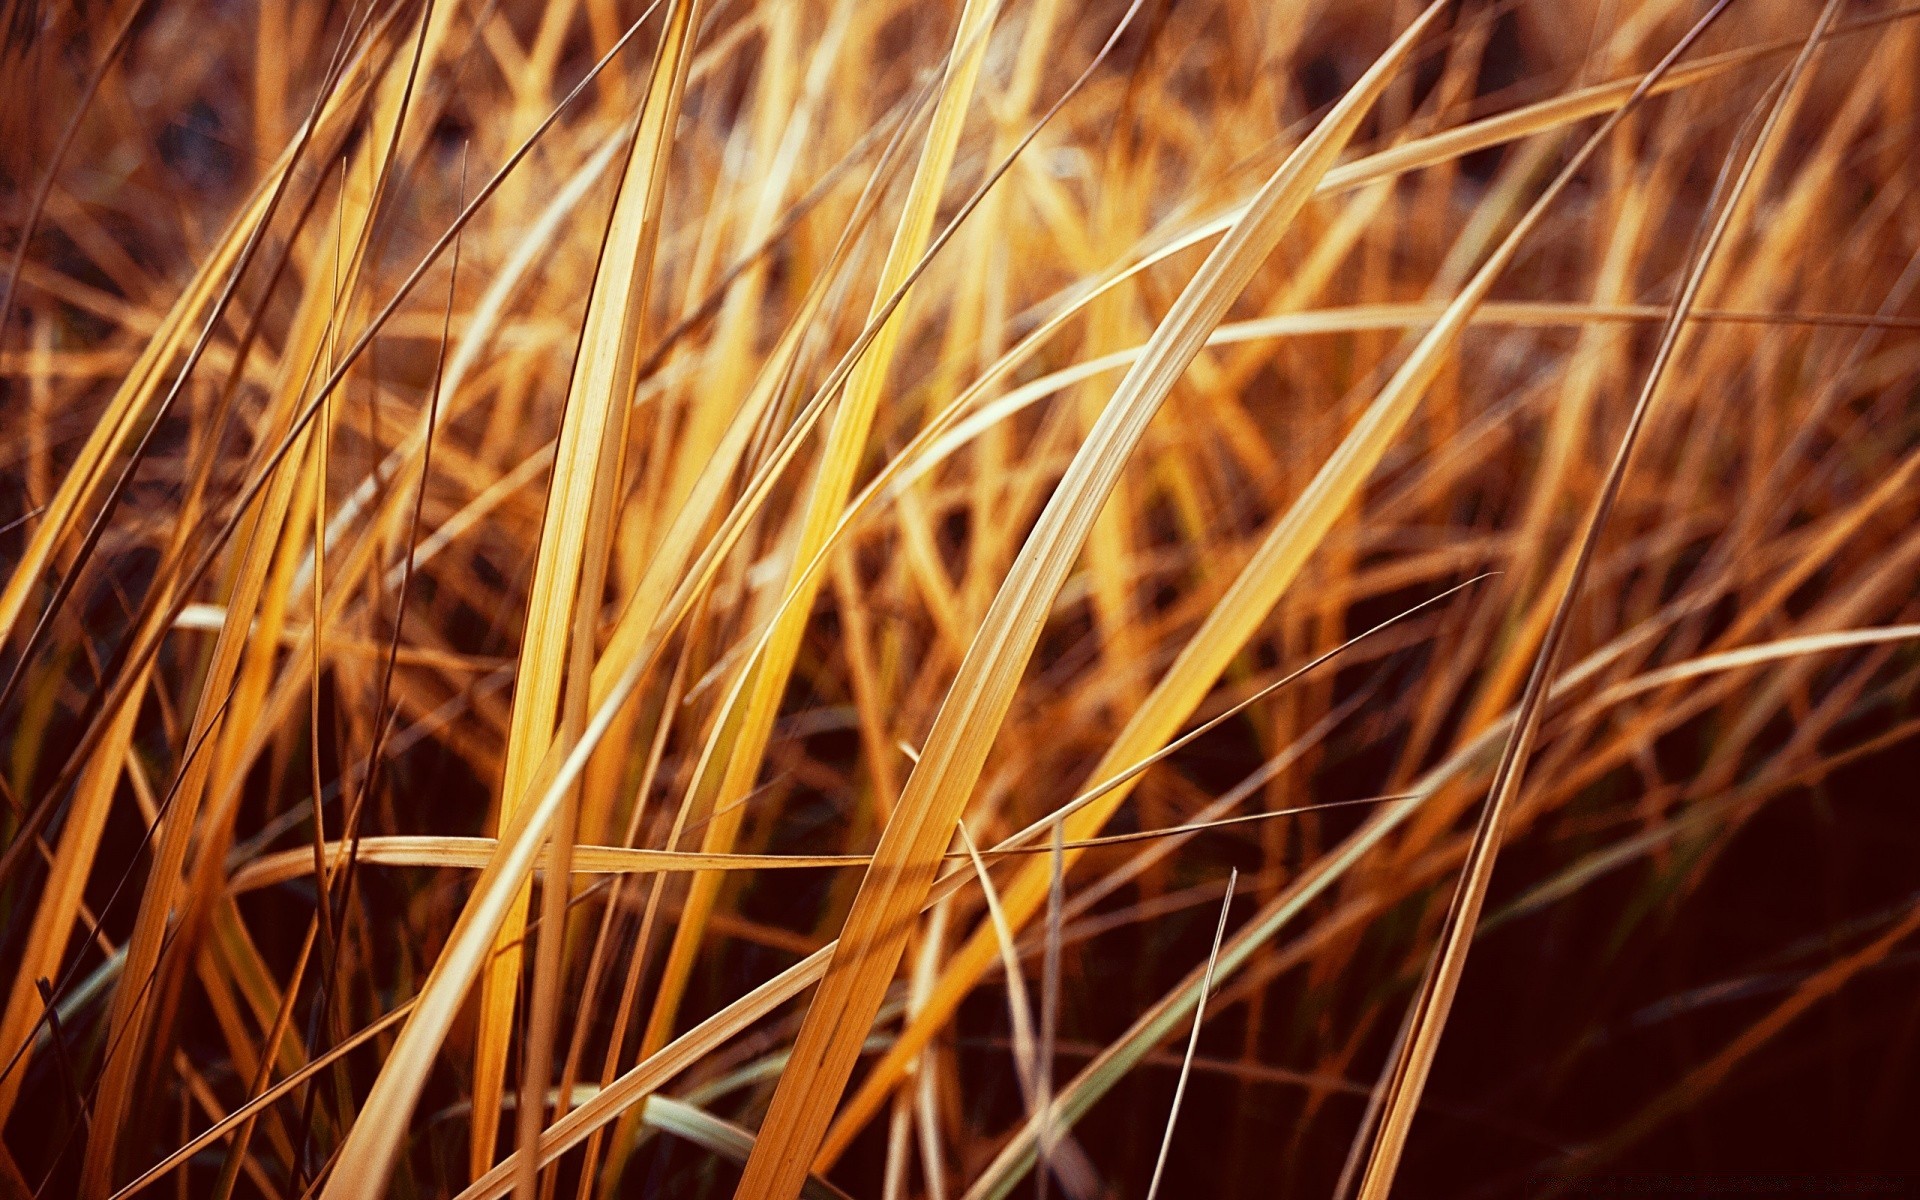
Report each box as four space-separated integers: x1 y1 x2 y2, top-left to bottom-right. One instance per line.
231 801 1410 893
469 0 698 1179
640 1096 856 1200
1583 624 1920 710
1144 870 1236 1200
1350 5 1842 1198
1035 822 1065 1200
955 822 1096 1200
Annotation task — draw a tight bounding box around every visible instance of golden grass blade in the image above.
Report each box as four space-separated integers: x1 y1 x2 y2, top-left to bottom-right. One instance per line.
949 821 1096 1200
1035 822 1064 1200
1351 7 1839 1197
640 1096 856 1200
231 799 1418 894
728 9 1448 1196
464 0 702 1180
1585 624 1920 711
910 902 951 1200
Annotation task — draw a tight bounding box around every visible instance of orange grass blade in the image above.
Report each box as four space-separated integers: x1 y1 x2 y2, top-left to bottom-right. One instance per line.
465 0 702 1179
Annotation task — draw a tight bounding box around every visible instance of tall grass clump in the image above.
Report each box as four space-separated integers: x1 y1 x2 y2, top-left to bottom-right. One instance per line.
3 0 1919 1196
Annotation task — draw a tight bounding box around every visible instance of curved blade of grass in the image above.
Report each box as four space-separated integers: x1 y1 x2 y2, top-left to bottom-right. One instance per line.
465 0 702 1180
1584 624 1920 710
956 825 1041 1101
643 1096 856 1200
951 820 1099 1200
